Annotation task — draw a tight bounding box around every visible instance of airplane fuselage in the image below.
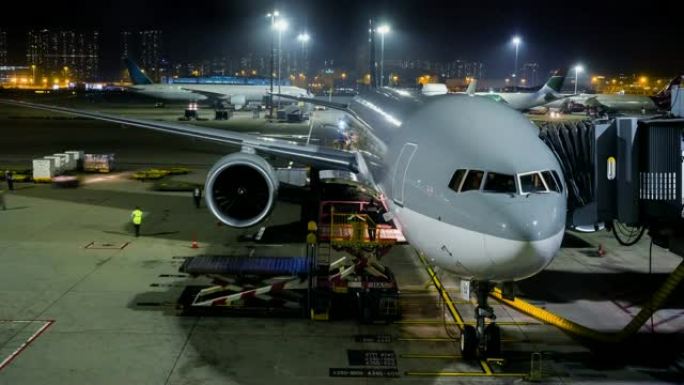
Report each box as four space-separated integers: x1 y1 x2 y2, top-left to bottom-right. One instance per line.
545 93 658 112
130 84 310 105
475 85 561 111
341 88 567 281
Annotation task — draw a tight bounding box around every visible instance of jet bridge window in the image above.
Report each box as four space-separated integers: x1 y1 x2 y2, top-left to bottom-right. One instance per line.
519 172 547 194
483 172 516 193
461 170 484 192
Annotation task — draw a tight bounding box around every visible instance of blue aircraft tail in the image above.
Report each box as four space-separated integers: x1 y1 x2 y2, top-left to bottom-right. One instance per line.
124 58 153 85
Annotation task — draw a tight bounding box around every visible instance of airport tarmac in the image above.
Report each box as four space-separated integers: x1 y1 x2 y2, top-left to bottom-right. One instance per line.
0 101 683 384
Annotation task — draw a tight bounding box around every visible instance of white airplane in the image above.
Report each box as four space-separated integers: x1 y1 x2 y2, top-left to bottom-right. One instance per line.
124 58 311 109
2 27 567 359
472 71 567 111
544 76 681 114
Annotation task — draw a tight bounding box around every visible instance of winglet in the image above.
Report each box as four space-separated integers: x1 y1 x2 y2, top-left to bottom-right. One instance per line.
124 58 153 85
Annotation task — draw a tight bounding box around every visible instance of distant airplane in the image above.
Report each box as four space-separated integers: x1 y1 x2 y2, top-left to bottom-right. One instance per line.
545 75 681 114
473 71 567 111
2 24 568 359
123 58 310 109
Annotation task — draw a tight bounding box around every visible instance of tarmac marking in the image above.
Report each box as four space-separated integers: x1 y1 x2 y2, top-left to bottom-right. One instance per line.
84 241 130 250
135 302 175 307
404 370 526 377
0 320 54 372
400 353 461 359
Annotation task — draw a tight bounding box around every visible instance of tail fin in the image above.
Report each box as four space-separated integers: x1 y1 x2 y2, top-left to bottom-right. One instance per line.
124 58 153 85
651 75 682 110
465 79 478 95
542 68 566 93
656 75 682 96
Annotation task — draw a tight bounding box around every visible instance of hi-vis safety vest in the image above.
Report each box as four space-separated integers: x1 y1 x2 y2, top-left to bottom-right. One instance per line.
131 209 143 225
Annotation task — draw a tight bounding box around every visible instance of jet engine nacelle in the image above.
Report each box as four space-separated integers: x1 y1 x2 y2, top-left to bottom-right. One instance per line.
229 95 246 109
205 152 278 228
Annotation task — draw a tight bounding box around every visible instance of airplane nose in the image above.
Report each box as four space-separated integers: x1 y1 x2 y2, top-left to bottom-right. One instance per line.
485 193 565 241
481 194 566 280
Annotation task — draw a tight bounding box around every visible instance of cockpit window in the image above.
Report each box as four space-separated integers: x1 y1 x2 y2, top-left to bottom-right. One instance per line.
541 171 561 193
519 172 547 193
461 170 484 191
448 169 467 192
551 170 564 192
483 172 516 193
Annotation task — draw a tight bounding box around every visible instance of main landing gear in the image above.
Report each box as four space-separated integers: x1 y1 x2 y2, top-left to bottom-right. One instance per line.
460 281 501 359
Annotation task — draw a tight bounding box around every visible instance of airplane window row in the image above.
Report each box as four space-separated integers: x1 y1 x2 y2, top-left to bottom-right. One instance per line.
448 169 563 195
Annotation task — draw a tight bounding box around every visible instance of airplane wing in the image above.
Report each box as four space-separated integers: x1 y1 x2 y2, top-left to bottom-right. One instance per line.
271 93 349 111
180 88 229 100
0 99 359 173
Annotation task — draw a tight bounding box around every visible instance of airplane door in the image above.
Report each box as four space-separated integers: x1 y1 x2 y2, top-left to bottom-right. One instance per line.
391 143 417 205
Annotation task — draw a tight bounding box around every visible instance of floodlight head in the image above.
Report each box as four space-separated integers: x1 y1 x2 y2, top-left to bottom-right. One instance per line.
274 19 288 31
378 25 390 34
297 33 310 42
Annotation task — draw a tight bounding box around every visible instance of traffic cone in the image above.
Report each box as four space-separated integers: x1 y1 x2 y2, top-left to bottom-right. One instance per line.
597 244 606 257
191 235 199 249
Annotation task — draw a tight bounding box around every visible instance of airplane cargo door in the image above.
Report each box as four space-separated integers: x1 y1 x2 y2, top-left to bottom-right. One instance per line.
392 143 417 205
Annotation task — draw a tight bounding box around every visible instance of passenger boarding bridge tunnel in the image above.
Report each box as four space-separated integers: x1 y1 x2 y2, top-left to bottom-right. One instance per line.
539 116 683 253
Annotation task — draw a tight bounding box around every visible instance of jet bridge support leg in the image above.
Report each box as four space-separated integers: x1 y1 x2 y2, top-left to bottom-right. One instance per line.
461 281 501 359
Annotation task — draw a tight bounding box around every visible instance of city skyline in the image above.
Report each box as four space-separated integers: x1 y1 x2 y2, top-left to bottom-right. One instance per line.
0 0 681 81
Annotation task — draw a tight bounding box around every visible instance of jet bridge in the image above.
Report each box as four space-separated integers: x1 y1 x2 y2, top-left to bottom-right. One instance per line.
539 116 684 252
523 116 684 342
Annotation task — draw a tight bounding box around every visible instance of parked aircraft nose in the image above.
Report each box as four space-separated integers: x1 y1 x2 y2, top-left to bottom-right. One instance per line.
481 194 566 281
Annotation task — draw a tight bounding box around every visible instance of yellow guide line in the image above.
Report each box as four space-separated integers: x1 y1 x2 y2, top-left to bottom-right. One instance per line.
405 371 526 377
490 258 684 342
480 360 493 375
395 319 542 326
416 252 465 328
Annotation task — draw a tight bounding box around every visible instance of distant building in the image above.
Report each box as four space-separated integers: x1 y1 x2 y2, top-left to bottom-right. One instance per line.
383 58 484 82
27 29 99 81
170 75 288 86
119 30 164 82
140 30 162 82
119 31 133 81
120 31 133 61
442 60 485 80
0 29 7 66
0 66 31 87
520 62 539 85
239 53 269 76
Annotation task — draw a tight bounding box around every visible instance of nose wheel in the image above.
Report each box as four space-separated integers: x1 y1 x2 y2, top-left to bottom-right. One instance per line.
460 281 501 359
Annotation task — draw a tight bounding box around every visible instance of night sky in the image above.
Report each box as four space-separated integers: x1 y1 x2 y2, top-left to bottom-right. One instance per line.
1 0 682 78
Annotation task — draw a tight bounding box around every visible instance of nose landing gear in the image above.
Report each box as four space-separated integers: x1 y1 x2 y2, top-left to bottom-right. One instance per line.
460 281 501 359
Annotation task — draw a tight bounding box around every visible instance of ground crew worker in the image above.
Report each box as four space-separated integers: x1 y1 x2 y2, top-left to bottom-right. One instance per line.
5 171 13 191
364 199 381 241
193 187 202 209
131 206 143 237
